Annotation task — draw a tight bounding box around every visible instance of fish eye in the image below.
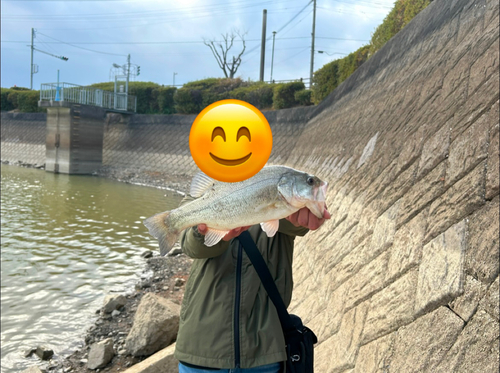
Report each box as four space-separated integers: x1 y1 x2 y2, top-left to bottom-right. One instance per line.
306 176 314 186
237 127 251 142
211 127 226 142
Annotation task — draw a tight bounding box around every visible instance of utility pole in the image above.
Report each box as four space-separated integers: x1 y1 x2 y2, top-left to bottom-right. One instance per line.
270 31 276 82
30 28 34 90
126 54 130 95
259 9 267 82
309 0 317 89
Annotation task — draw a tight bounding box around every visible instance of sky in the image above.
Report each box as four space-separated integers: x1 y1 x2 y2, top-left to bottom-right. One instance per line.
1 0 396 90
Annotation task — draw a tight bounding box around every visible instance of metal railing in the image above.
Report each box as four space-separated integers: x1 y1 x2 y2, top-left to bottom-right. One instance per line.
40 82 137 112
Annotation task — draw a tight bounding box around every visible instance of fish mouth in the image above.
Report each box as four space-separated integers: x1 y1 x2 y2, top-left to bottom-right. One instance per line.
209 152 252 166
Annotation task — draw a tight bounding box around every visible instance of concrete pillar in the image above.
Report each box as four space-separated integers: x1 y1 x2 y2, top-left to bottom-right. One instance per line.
42 101 106 174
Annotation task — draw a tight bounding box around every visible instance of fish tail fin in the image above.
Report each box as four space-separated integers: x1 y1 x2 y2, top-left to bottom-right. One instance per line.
143 211 179 256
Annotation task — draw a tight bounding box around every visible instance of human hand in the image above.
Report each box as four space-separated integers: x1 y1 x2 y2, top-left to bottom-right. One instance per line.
286 205 331 230
197 224 252 241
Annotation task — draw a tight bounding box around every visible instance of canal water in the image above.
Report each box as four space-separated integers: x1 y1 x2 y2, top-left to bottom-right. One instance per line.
1 165 183 372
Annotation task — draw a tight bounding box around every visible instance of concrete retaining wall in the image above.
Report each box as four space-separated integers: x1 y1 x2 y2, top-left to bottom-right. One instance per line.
1 0 498 370
1 112 46 166
286 0 499 371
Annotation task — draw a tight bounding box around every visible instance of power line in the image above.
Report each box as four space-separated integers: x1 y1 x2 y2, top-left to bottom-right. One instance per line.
243 0 313 57
3 36 369 45
36 31 127 56
2 0 291 18
278 9 313 38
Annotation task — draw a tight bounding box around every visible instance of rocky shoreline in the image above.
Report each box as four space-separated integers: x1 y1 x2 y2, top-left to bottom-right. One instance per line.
25 250 192 373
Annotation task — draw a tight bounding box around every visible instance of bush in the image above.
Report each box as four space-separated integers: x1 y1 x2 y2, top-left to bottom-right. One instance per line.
7 90 20 109
174 88 203 114
311 45 369 104
1 88 14 111
156 87 177 114
174 78 250 114
18 90 41 112
273 81 305 109
294 90 312 106
230 82 275 109
369 0 430 55
311 0 430 104
90 81 162 114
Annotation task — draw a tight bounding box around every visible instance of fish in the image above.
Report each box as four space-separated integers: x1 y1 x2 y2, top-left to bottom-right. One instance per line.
143 165 328 256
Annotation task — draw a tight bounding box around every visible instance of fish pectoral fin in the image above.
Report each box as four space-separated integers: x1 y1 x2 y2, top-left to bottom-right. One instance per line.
204 228 230 247
260 220 280 237
190 172 216 198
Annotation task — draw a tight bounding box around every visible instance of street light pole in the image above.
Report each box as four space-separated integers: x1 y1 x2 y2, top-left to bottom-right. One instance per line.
126 54 130 95
270 31 276 83
309 0 317 89
30 28 34 90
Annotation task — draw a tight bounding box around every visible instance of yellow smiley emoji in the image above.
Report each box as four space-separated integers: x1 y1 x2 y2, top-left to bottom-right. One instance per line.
189 99 273 182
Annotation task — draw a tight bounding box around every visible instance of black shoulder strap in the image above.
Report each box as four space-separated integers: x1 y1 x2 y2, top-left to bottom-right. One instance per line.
237 231 296 334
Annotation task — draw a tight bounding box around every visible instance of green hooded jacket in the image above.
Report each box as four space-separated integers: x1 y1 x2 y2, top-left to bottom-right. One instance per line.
174 195 309 369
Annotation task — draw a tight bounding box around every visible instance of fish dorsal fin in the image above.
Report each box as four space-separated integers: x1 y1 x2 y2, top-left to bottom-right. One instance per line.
260 220 280 237
190 172 215 198
204 228 230 247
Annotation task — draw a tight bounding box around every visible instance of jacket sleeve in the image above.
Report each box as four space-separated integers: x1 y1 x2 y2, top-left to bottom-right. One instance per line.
277 218 309 237
178 195 231 259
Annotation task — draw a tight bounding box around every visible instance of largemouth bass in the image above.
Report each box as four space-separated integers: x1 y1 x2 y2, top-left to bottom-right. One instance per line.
144 165 328 256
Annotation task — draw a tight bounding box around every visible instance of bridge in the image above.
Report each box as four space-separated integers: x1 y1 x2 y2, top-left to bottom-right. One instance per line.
40 82 137 112
38 82 137 174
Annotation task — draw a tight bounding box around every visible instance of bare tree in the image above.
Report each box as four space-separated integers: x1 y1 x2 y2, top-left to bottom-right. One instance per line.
203 30 247 79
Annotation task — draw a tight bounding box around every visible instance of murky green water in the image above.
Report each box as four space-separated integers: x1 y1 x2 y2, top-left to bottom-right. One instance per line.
1 165 183 372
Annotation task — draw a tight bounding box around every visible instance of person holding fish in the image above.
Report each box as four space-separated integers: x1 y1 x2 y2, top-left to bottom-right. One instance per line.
144 166 331 373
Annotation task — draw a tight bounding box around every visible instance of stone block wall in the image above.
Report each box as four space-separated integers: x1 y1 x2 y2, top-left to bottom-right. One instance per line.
285 0 499 371
1 112 46 165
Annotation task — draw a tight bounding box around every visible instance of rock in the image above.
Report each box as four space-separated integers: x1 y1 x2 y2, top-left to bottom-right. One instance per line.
141 251 153 259
103 295 127 313
125 293 180 357
24 347 37 358
87 338 115 370
35 346 54 361
167 247 182 256
174 278 185 287
135 280 151 290
111 310 121 317
79 359 87 366
120 343 178 373
20 367 46 373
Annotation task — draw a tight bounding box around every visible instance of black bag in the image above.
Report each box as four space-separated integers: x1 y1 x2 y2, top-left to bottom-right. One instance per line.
238 231 317 373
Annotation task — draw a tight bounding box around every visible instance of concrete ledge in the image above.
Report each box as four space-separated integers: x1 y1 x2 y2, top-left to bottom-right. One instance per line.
39 100 72 108
123 343 178 373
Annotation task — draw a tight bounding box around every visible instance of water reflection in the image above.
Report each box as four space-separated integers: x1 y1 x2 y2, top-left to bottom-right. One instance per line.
1 165 183 372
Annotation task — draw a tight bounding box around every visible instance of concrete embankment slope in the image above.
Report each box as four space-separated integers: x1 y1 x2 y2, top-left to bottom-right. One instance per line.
98 106 314 188
1 112 46 166
286 0 499 371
